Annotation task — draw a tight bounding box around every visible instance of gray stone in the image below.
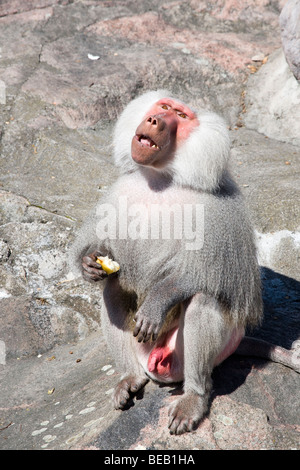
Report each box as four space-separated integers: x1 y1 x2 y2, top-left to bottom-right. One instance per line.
280 0 300 81
244 49 300 147
0 190 102 357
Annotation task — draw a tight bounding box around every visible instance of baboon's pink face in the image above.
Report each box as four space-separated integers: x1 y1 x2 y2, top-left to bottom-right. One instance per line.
131 98 199 168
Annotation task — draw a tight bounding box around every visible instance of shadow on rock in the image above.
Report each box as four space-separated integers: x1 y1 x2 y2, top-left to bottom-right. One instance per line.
212 266 300 397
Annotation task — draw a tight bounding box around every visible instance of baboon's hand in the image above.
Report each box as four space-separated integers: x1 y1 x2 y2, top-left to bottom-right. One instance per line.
82 251 108 282
133 310 161 343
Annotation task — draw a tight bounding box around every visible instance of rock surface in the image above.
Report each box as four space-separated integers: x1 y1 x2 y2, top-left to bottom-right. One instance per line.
280 0 300 81
244 49 300 146
0 0 299 451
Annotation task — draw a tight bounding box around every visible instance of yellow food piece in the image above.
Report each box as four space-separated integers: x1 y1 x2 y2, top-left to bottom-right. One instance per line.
96 256 120 274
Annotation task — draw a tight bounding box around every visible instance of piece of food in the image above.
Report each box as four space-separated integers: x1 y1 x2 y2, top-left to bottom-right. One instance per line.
96 255 120 274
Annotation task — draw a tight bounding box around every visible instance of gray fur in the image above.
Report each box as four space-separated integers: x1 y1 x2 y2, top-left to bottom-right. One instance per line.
69 91 263 434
